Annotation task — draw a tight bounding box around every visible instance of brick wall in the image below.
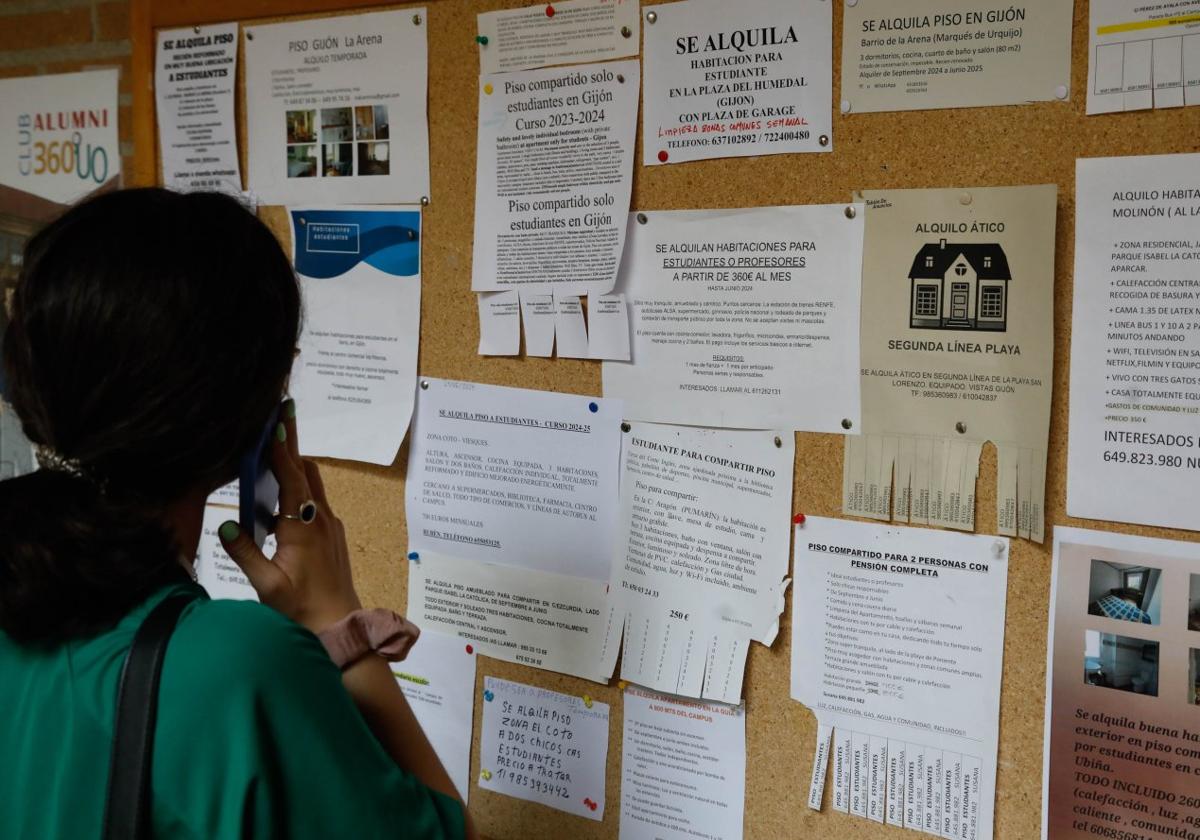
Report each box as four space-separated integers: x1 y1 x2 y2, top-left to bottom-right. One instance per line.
0 0 133 178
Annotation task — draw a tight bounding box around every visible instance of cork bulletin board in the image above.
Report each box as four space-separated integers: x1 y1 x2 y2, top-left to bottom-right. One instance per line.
128 1 1200 838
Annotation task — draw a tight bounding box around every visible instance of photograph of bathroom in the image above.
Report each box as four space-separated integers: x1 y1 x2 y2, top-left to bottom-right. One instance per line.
1084 630 1159 696
1190 649 1199 705
1087 559 1162 625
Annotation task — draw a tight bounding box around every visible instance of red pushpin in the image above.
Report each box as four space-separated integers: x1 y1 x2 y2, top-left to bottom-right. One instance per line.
546 4 555 16
657 150 669 162
793 513 806 525
465 644 474 654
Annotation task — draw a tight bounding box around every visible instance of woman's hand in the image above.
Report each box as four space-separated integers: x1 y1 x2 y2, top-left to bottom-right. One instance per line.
219 400 362 634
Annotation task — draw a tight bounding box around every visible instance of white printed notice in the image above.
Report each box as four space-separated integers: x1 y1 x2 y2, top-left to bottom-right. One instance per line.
620 686 747 840
1043 527 1200 840
472 59 639 296
1067 154 1200 532
288 207 421 465
642 0 832 164
1087 0 1200 114
602 205 863 432
155 23 241 193
391 630 477 803
405 378 622 682
478 676 610 820
196 504 267 602
792 516 1009 840
476 0 641 75
843 186 1057 542
244 10 429 204
599 423 793 703
841 0 1074 113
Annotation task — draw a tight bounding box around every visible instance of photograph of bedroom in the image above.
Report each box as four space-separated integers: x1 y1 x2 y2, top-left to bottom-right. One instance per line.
1084 630 1159 696
1087 559 1162 625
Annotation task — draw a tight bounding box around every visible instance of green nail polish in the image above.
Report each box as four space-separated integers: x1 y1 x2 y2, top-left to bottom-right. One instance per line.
276 422 287 442
283 399 296 419
219 521 240 541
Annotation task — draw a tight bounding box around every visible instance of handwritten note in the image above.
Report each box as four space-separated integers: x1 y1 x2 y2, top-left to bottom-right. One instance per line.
478 676 610 820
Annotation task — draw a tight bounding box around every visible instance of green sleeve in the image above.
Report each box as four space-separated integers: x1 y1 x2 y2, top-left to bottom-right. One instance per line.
153 599 465 840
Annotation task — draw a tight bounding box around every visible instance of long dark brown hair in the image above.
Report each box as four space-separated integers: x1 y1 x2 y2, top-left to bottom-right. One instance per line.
0 188 301 644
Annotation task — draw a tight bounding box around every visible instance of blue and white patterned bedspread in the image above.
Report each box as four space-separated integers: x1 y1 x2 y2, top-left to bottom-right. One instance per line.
1097 594 1151 624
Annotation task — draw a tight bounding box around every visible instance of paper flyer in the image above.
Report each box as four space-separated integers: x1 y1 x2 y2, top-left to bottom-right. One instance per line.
391 630 477 803
405 378 622 682
642 0 832 164
600 423 793 703
620 686 747 840
476 0 640 75
843 185 1056 542
245 10 430 204
478 676 610 820
155 23 242 193
841 0 1074 113
793 516 1009 840
472 59 639 296
1087 0 1200 113
287 207 421 465
1067 153 1200 532
602 205 863 432
1044 527 1200 840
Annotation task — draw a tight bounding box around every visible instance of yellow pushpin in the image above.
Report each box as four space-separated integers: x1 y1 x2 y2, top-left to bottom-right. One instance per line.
480 769 492 781
483 83 494 95
582 694 593 708
618 680 627 691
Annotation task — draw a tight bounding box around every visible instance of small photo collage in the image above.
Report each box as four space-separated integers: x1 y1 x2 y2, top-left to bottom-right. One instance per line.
1083 562 1200 703
285 104 389 178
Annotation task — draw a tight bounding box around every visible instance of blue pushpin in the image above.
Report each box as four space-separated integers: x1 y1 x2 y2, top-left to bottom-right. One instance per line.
407 551 419 561
588 401 599 413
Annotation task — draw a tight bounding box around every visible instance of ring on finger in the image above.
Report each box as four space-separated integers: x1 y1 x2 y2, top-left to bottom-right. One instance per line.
280 500 318 525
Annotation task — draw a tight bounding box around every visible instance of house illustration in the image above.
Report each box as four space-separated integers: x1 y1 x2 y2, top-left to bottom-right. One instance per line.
907 240 1011 331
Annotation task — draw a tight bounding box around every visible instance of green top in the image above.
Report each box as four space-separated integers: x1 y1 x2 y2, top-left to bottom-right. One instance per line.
0 581 464 839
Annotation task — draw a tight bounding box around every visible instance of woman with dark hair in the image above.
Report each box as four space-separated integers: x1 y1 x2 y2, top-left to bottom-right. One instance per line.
0 188 476 839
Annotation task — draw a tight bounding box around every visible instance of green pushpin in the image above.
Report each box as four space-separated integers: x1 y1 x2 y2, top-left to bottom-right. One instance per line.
475 35 489 46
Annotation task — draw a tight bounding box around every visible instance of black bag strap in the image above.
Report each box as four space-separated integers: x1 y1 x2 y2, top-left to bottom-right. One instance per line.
101 593 193 840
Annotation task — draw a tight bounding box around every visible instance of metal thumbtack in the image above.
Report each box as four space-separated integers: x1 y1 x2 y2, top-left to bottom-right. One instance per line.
621 421 631 433
956 421 967 434
818 135 829 147
959 192 972 206
992 541 1005 557
193 25 201 34
844 206 857 219
840 100 851 113
636 212 648 224
774 435 783 448
298 217 306 225
407 229 416 240
617 74 625 84
420 380 430 390
412 13 422 25
841 418 853 430
420 196 430 206
1055 84 1069 100
246 31 254 40
621 25 632 38
646 10 657 23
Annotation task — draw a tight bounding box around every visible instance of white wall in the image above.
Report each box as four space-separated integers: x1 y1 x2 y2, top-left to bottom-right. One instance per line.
1089 561 1122 603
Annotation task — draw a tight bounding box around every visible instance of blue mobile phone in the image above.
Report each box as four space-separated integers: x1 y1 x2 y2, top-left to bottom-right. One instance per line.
239 404 282 548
